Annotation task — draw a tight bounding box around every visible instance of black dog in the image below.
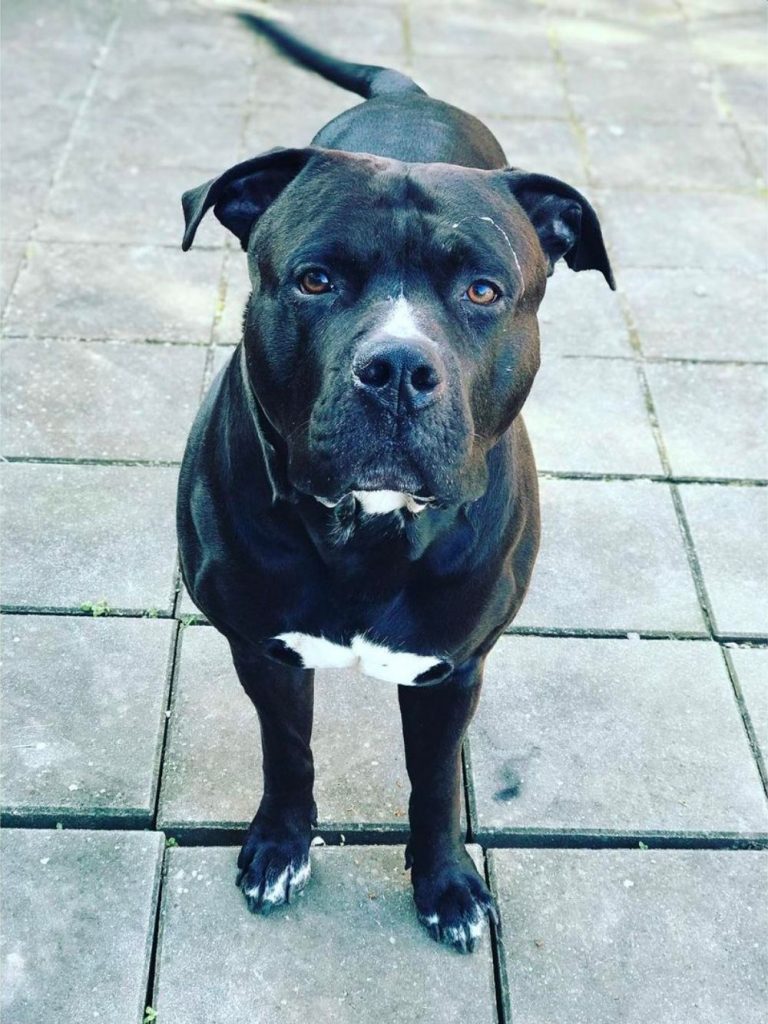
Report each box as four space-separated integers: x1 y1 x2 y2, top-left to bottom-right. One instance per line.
178 14 614 953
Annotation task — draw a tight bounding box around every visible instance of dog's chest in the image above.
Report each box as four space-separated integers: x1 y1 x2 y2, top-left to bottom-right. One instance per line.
274 631 445 685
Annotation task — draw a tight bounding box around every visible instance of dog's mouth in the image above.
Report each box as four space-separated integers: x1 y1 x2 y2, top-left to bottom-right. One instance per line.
314 489 436 515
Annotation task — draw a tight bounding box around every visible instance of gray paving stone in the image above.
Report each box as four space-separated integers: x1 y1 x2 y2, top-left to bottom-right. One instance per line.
537 268 632 357
514 478 705 633
1 240 25 311
411 56 569 120
410 2 551 60
741 124 768 183
586 121 753 190
483 118 587 185
159 626 419 834
1 338 206 460
565 56 718 124
680 484 768 639
0 463 178 611
489 848 768 1024
620 268 768 361
214 251 251 347
551 11 695 65
730 647 768 765
524 356 662 475
38 162 226 248
154 845 496 1024
689 11 766 67
1 615 173 825
3 242 223 343
265 3 406 65
0 828 163 1024
646 363 768 480
597 190 768 272
716 65 768 125
470 636 767 837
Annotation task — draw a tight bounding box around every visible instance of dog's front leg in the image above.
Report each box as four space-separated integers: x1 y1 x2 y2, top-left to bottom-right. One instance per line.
398 658 497 953
231 646 316 914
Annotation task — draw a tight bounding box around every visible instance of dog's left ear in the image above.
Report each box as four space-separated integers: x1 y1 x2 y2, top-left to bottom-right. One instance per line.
181 147 314 251
505 170 615 289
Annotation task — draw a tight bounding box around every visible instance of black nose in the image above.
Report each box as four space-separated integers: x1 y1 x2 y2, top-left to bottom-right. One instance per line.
352 341 444 414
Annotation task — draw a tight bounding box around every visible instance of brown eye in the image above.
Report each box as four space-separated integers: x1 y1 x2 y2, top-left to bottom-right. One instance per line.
299 269 332 294
466 280 501 305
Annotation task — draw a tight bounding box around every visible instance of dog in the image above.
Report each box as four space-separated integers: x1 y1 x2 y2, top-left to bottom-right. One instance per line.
178 13 614 953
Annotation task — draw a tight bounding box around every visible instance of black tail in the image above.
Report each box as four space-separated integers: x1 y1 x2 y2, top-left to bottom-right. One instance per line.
236 12 426 99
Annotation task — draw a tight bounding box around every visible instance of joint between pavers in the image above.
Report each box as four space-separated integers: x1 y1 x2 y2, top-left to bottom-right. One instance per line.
1 455 182 469
474 828 768 851
720 646 768 802
484 850 513 1024
148 620 183 831
504 625 711 642
0 603 175 620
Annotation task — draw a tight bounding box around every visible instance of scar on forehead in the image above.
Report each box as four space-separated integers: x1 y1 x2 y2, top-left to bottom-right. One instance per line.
450 215 525 297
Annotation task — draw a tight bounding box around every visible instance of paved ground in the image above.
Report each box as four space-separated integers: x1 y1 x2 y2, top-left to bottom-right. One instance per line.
1 1 767 1021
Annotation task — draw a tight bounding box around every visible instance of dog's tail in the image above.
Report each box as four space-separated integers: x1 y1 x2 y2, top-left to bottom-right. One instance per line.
236 12 426 99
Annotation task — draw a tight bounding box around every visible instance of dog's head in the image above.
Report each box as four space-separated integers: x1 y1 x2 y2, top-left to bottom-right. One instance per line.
182 148 614 508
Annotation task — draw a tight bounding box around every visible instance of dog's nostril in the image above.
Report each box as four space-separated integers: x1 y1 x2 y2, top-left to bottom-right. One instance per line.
357 359 392 389
410 364 438 393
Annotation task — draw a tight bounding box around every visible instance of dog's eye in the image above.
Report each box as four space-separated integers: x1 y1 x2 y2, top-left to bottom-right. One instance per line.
465 280 501 306
299 269 332 295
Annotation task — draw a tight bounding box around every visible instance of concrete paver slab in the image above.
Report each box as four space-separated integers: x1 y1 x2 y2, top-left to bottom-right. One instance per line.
537 268 632 357
410 4 550 59
0 463 178 611
490 848 768 1024
679 484 768 638
586 121 752 190
730 647 768 765
715 64 768 125
0 828 163 1024
3 241 223 343
469 636 767 838
411 56 569 120
484 118 587 185
647 363 768 480
513 479 705 634
1 240 25 311
1 615 173 825
597 190 768 272
1 338 206 460
620 268 768 361
214 252 250 347
524 356 662 475
158 626 419 836
154 845 497 1024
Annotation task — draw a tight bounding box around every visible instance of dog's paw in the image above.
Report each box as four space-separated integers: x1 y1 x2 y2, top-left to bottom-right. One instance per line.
413 856 498 954
237 838 311 913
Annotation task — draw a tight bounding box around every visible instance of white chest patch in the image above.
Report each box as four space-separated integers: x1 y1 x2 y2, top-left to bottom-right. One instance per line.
274 631 445 685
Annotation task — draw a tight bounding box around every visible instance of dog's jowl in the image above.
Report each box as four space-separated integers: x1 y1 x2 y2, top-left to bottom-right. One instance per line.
177 16 614 953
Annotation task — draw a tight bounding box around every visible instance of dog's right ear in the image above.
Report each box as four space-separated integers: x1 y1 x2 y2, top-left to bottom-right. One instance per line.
181 147 314 251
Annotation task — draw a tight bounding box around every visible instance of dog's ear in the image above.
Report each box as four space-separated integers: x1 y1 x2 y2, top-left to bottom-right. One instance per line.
505 170 615 289
181 148 314 251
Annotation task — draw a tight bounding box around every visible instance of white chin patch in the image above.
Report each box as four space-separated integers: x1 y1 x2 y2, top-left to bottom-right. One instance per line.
315 490 431 515
273 631 447 685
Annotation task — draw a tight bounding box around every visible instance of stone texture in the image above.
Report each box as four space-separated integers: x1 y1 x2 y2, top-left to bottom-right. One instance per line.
689 11 766 66
0 463 178 611
0 828 163 1024
1 615 173 825
490 848 768 1024
647 363 768 480
158 625 424 835
410 3 550 59
410 56 569 120
552 11 695 65
514 478 705 633
154 845 497 1024
566 56 718 124
213 251 250 347
524 356 662 475
1 240 25 310
1 338 206 460
730 647 768 765
586 121 753 190
597 190 768 272
620 268 768 361
680 484 768 638
716 64 768 125
470 636 767 837
3 241 223 343
484 118 587 185
537 267 632 357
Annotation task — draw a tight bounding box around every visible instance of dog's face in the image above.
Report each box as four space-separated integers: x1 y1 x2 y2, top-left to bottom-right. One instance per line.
183 148 613 506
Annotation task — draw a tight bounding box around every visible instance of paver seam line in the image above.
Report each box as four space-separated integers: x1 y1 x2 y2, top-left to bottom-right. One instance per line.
484 850 513 1024
0 4 126 323
144 839 169 1024
558 355 768 369
4 455 767 489
0 809 152 830
721 646 768 801
0 333 219 347
150 622 187 834
543 24 594 188
0 604 176 619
